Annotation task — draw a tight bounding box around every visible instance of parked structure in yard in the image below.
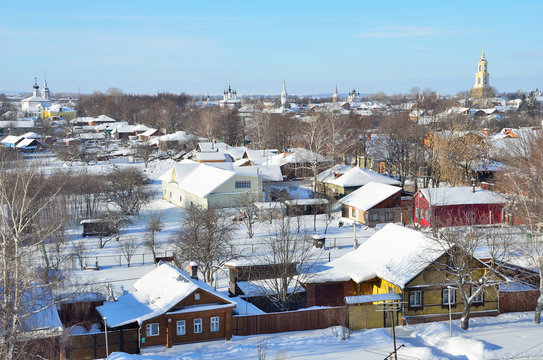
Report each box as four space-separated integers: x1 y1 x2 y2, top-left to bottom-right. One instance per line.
304 224 501 328
413 186 505 228
96 263 236 349
339 182 403 226
159 160 262 209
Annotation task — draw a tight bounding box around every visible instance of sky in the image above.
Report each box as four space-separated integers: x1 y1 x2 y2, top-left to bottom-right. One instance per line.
1 1 542 96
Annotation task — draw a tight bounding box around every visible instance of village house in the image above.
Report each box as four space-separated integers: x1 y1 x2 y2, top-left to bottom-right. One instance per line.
321 165 401 197
413 186 505 228
304 224 501 328
339 182 403 226
159 160 262 209
97 263 236 349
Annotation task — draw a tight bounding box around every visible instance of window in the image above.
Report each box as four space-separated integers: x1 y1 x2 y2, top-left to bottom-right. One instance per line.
176 320 186 335
210 316 219 332
194 318 202 333
415 208 420 220
179 195 182 202
443 288 456 305
425 209 430 221
385 212 394 221
471 287 484 303
235 181 251 189
409 290 422 307
370 213 378 221
169 191 172 198
146 323 159 336
479 65 482 71
194 292 200 300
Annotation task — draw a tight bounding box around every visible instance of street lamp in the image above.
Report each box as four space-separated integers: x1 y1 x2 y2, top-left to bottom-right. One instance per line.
447 285 458 337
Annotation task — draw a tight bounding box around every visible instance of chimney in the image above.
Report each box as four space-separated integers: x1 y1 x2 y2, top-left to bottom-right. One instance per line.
189 261 198 280
471 178 476 193
283 149 287 158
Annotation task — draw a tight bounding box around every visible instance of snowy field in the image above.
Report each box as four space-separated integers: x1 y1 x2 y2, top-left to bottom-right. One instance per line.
105 312 543 360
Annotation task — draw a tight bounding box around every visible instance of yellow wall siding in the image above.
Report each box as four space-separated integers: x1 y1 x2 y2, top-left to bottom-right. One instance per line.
349 304 398 330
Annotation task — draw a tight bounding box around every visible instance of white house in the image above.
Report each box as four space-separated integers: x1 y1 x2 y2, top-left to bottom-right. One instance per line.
159 161 263 209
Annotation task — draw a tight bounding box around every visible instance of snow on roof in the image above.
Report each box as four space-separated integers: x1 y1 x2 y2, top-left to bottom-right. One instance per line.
1 135 23 144
134 124 150 132
420 187 505 206
159 130 199 143
22 131 40 139
316 164 352 182
16 138 40 148
306 224 444 288
140 128 158 137
199 142 230 152
237 279 304 297
344 292 402 305
22 287 63 333
327 167 401 187
234 165 283 182
96 115 117 123
270 148 327 166
253 201 286 210
195 152 229 162
159 162 236 198
96 264 235 328
285 199 328 206
340 182 401 211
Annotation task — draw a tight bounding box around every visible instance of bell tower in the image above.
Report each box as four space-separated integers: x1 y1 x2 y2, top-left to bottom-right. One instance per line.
471 49 490 97
280 81 288 106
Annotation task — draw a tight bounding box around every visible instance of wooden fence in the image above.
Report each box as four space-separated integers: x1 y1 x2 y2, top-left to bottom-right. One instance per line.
67 328 139 360
232 306 346 336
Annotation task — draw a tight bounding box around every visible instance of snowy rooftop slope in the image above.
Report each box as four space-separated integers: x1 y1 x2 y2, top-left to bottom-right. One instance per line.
420 187 505 206
234 165 283 182
270 148 327 166
199 142 230 152
97 264 235 328
340 182 401 211
327 167 401 187
316 164 351 182
306 224 443 288
159 162 236 198
22 287 63 333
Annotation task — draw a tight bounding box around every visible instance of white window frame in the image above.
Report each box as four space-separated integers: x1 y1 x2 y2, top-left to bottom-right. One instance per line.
442 288 456 305
176 320 186 335
471 287 484 303
194 292 200 300
146 323 159 336
235 180 251 189
409 290 422 307
210 316 219 332
194 318 202 334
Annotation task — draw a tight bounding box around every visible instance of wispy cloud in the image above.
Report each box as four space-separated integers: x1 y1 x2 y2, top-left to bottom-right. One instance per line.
357 26 487 39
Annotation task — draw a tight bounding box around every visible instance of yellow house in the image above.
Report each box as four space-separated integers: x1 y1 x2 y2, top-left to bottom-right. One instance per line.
42 104 77 120
304 224 500 330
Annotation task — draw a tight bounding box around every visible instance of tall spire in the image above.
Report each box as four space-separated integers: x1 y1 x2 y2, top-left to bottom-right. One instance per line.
281 81 288 106
481 48 485 59
332 84 338 103
32 77 39 96
41 71 50 100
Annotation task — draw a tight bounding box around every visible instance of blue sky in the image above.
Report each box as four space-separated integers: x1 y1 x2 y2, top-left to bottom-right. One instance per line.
1 1 542 96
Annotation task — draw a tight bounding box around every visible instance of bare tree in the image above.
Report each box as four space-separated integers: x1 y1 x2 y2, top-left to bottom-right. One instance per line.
431 226 511 330
120 237 139 267
234 192 260 238
253 217 322 311
134 142 156 168
0 160 68 359
145 212 164 262
106 167 151 216
171 207 239 286
500 133 543 323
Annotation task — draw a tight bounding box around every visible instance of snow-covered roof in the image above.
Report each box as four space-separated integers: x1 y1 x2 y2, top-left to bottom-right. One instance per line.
306 224 444 288
1 135 23 144
16 138 40 148
198 142 230 152
22 287 63 333
195 152 229 162
234 165 283 182
140 128 158 137
96 264 235 328
22 131 39 139
95 115 117 123
159 162 237 198
285 199 328 206
327 166 401 187
316 164 351 182
420 187 505 206
340 182 402 211
269 148 327 166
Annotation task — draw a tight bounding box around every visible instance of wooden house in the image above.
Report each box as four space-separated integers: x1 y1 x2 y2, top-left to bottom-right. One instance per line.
96 263 236 349
303 224 500 328
322 166 400 197
413 186 505 228
339 182 403 226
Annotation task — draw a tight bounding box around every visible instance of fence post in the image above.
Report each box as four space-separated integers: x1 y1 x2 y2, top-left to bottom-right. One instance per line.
119 255 121 266
142 254 145 265
120 329 124 352
93 333 97 359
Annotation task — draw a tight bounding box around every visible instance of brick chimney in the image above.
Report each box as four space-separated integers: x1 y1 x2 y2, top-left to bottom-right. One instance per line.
472 178 476 193
189 261 198 280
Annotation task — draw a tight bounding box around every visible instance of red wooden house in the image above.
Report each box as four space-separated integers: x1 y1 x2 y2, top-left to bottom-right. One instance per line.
413 186 505 228
97 263 236 349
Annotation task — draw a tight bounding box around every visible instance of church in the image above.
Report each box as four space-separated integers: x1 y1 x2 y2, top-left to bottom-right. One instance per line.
470 49 490 98
20 78 53 118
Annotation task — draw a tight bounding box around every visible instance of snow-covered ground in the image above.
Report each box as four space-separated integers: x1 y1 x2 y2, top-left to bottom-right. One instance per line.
107 312 543 360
